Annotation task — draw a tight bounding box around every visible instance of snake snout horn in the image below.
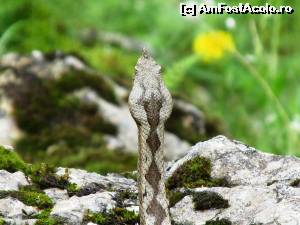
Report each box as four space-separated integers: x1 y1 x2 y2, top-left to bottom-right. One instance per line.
129 49 172 225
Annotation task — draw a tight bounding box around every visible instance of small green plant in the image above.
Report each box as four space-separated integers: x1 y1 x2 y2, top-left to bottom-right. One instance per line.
28 163 69 189
34 209 62 225
113 189 138 208
0 217 5 225
66 183 80 196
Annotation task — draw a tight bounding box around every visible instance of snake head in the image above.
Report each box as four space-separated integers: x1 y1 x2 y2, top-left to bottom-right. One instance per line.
129 49 172 126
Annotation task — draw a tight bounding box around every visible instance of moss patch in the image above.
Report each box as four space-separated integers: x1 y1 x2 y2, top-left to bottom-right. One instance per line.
28 163 69 189
167 190 188 208
2 67 136 174
0 147 79 194
0 146 28 173
290 179 300 187
1 54 138 174
113 189 138 208
82 189 140 224
166 156 230 190
84 208 139 225
0 218 4 225
205 218 232 225
55 69 118 104
34 209 62 225
167 190 229 211
171 221 193 225
0 190 53 209
192 191 229 211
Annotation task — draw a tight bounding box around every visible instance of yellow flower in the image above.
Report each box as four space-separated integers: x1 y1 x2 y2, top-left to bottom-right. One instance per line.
193 31 235 62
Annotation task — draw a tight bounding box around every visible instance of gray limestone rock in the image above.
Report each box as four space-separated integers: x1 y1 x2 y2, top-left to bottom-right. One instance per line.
0 170 29 191
0 197 38 220
50 192 116 224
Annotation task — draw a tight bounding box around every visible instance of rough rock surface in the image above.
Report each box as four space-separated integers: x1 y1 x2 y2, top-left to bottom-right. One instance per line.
44 188 69 203
0 170 29 191
171 186 300 225
0 136 300 224
168 136 300 225
166 135 300 186
50 192 116 224
56 167 137 192
0 197 38 220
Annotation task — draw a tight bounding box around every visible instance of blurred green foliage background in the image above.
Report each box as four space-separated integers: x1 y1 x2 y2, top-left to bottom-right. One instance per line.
0 0 299 166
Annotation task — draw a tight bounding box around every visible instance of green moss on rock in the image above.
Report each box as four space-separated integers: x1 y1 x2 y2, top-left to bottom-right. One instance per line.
84 208 139 225
3 68 117 159
2 67 139 174
0 190 53 209
66 183 80 196
0 147 79 194
114 190 138 208
0 146 28 173
205 218 232 225
171 221 193 225
55 69 118 104
28 163 69 189
166 156 230 190
290 179 300 187
167 190 188 208
192 191 229 211
0 218 4 225
34 209 62 225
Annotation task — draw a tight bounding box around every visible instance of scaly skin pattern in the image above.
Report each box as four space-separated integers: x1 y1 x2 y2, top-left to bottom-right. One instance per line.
129 50 172 225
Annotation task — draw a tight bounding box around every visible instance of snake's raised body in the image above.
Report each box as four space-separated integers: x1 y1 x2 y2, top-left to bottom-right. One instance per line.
129 50 172 225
